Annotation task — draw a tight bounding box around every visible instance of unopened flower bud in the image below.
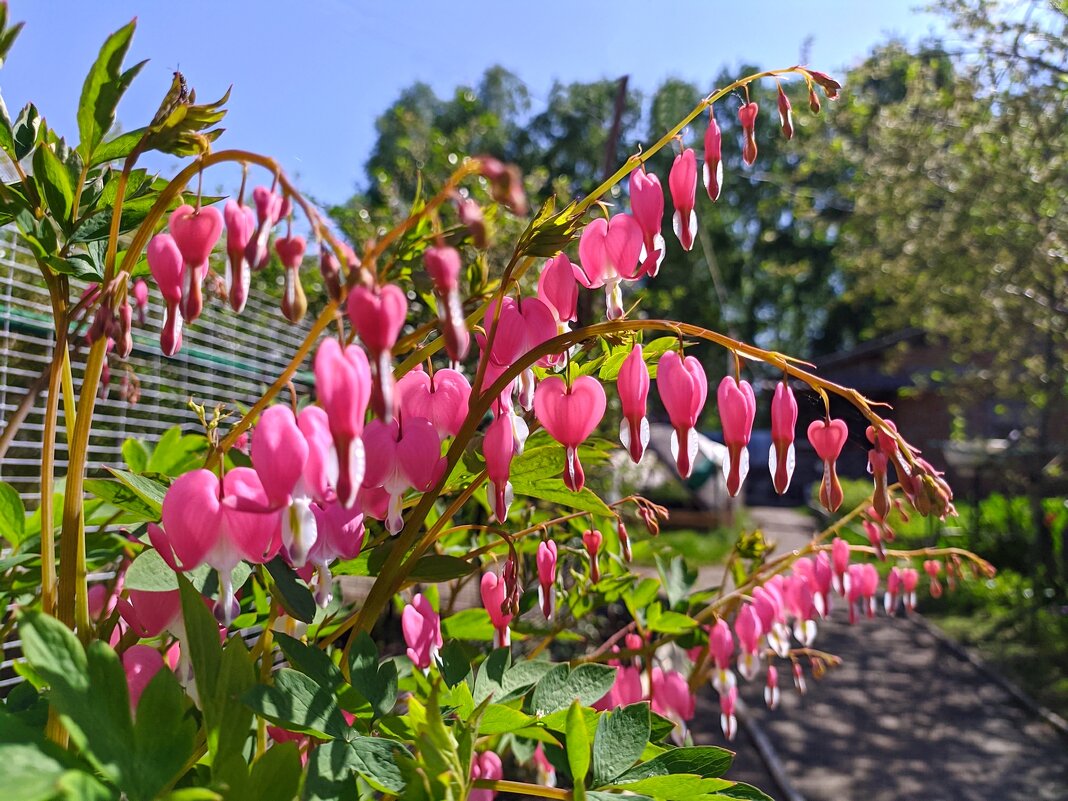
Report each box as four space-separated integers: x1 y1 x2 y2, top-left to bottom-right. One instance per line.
807 69 842 100
738 101 759 167
117 298 133 358
777 84 794 140
808 85 822 114
583 529 603 584
457 197 487 248
319 249 343 302
617 519 632 563
275 236 308 324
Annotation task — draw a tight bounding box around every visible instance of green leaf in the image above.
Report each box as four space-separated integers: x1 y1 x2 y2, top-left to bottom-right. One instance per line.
247 741 302 801
178 574 222 713
243 669 348 740
122 438 149 473
145 427 209 476
407 554 476 582
265 557 317 624
132 668 197 797
436 640 472 688
208 638 255 763
565 700 591 788
530 664 617 716
90 128 147 167
512 477 613 516
83 478 159 522
274 633 345 691
0 741 69 801
656 554 697 610
646 604 697 635
104 468 166 513
345 736 406 794
608 775 733 799
478 704 534 735
346 633 398 719
472 647 511 704
77 20 143 159
56 771 119 801
125 549 251 597
32 143 75 223
612 746 734 785
440 607 496 641
592 703 650 788
0 480 26 548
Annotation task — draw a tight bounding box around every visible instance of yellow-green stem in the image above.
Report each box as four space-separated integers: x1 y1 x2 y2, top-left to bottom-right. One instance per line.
471 779 571 800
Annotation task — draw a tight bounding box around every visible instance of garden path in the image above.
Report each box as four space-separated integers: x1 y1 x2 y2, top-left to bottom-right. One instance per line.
698 506 1068 801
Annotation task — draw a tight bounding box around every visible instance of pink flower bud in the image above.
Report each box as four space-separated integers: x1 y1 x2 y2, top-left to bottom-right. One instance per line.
319 249 343 302
629 168 665 276
583 529 603 583
536 540 557 620
224 200 255 313
275 235 308 324
807 70 842 100
718 376 757 497
169 204 223 322
123 645 165 712
703 110 723 202
617 344 651 463
484 412 515 523
808 418 849 512
247 186 284 271
481 570 513 648
831 536 850 595
617 519 632 563
537 253 579 328
147 233 185 356
457 197 487 248
132 279 149 324
348 283 408 421
668 148 698 251
719 685 738 740
116 298 133 358
738 102 759 167
764 664 780 709
769 380 798 494
401 593 442 670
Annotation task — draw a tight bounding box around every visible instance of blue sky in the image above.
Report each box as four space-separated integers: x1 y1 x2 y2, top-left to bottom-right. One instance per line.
1 1 940 205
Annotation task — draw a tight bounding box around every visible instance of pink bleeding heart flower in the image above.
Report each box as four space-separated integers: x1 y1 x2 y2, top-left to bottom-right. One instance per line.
777 83 794 140
169 204 223 322
738 101 759 167
483 411 515 523
470 751 504 801
275 235 308 324
147 233 185 356
132 279 149 324
536 540 557 620
314 338 371 508
764 664 780 709
537 253 579 332
629 168 666 277
116 588 181 638
884 566 901 615
808 418 849 512
307 500 363 606
863 517 886 561
753 582 790 658
361 417 444 534
532 744 556 788
734 604 763 681
901 567 919 612
297 406 339 505
656 350 708 479
396 367 471 440
348 283 408 421
247 186 284 271
651 667 696 730
719 684 738 741
831 536 850 595
123 645 166 712
718 376 757 497
618 343 650 464
402 593 442 671
709 618 736 694
424 245 470 361
533 375 606 492
481 570 513 648
784 573 817 645
770 380 798 495
594 664 644 710
847 562 879 623
924 559 943 598
583 529 603 583
669 148 698 252
813 551 834 617
483 296 557 408
456 197 487 248
150 468 279 624
223 200 255 313
703 109 724 202
866 420 898 519
576 214 644 320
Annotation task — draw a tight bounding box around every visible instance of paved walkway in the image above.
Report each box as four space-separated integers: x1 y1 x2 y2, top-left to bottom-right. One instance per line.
699 507 1068 801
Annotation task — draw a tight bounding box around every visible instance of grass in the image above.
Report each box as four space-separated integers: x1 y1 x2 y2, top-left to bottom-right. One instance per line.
630 526 738 567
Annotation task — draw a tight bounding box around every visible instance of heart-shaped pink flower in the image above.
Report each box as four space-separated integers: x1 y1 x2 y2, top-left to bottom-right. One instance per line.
718 376 756 497
808 418 849 512
669 149 698 251
348 284 408 355
656 350 708 478
396 367 471 440
224 201 255 313
533 375 606 492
